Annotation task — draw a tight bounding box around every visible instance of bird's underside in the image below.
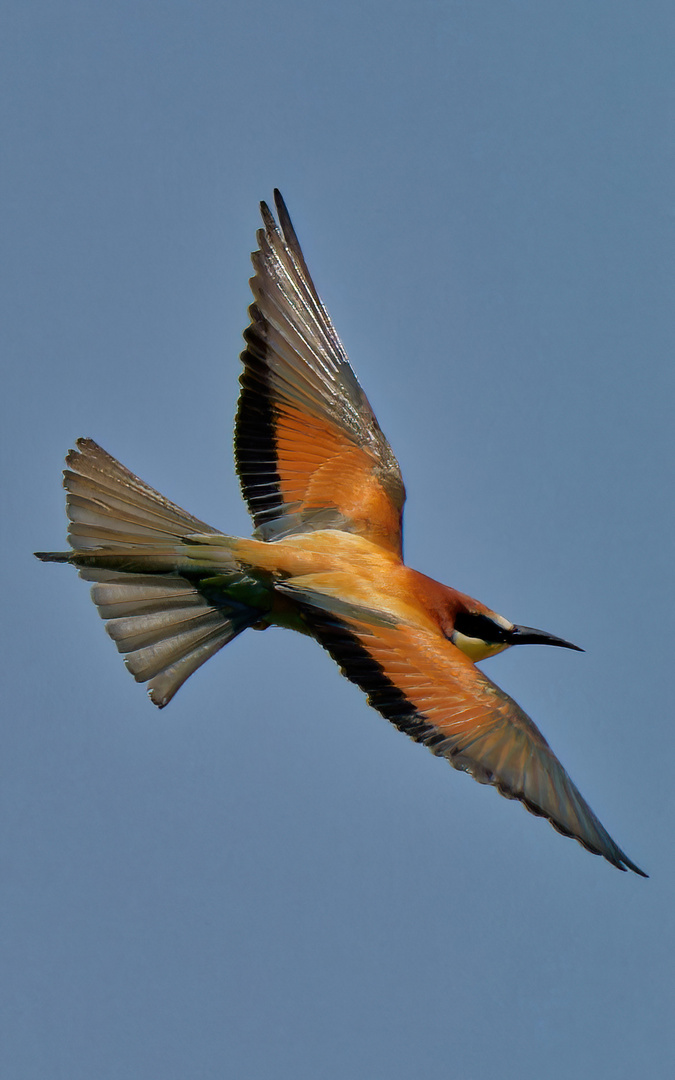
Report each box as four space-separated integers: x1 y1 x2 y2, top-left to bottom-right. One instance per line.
35 191 646 877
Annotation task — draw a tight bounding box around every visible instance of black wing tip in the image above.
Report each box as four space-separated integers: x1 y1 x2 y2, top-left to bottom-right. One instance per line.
259 190 289 227
272 188 286 211
578 841 648 879
520 794 647 878
259 200 277 235
605 854 648 878
273 190 296 244
619 856 649 879
259 191 286 223
592 838 648 879
258 189 322 306
596 845 648 877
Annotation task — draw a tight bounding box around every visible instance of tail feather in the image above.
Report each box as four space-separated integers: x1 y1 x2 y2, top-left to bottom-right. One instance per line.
58 438 217 554
87 573 208 619
66 494 186 543
63 467 207 531
67 521 178 547
64 438 215 538
126 620 238 683
106 601 230 655
81 568 264 707
36 439 268 706
147 627 247 707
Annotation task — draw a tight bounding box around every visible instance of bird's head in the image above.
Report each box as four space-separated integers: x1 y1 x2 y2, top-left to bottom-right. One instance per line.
448 594 583 663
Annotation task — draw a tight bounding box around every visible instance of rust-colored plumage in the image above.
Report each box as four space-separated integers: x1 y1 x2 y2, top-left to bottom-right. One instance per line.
36 191 646 876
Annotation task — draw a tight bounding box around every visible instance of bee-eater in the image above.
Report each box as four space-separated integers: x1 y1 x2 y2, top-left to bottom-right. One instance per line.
36 191 645 876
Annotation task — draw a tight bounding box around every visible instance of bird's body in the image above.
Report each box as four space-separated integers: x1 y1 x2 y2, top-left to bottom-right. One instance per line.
36 191 646 876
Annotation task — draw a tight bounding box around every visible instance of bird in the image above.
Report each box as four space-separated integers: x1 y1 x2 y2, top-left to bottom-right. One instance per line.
36 190 646 877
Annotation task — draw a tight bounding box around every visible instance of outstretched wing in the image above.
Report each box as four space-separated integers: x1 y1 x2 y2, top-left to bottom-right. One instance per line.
282 585 645 875
235 191 406 557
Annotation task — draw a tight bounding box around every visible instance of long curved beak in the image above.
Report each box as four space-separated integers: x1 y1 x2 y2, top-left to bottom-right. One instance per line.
510 625 584 652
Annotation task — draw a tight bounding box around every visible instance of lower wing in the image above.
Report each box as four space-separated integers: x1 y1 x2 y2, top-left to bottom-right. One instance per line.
279 580 645 876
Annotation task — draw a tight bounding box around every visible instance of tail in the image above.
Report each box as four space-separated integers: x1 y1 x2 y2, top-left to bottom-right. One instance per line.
36 439 270 707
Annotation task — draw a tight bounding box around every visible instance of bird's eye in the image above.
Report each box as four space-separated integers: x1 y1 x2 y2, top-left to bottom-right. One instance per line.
453 612 510 644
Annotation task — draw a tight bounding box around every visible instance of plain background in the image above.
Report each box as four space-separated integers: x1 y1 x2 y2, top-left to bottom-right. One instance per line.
2 3 673 1078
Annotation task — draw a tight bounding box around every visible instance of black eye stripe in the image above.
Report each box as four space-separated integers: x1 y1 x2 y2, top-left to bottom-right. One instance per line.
453 612 510 644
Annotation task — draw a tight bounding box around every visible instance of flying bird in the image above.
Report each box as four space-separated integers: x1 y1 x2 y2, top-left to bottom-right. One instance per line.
36 191 645 876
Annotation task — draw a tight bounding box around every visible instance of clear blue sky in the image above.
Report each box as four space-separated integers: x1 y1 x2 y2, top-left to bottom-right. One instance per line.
2 2 673 1077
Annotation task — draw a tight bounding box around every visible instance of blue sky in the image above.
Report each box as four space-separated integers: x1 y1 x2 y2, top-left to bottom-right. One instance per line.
2 2 673 1077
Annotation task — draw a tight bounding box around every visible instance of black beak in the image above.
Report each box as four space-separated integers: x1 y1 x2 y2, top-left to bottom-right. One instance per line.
510 625 584 652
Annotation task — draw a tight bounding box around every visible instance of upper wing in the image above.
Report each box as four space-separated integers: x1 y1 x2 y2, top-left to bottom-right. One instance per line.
235 191 406 557
282 585 645 875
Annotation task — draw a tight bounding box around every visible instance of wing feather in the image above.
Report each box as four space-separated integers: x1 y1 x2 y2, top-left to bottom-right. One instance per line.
235 191 406 555
293 599 645 876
